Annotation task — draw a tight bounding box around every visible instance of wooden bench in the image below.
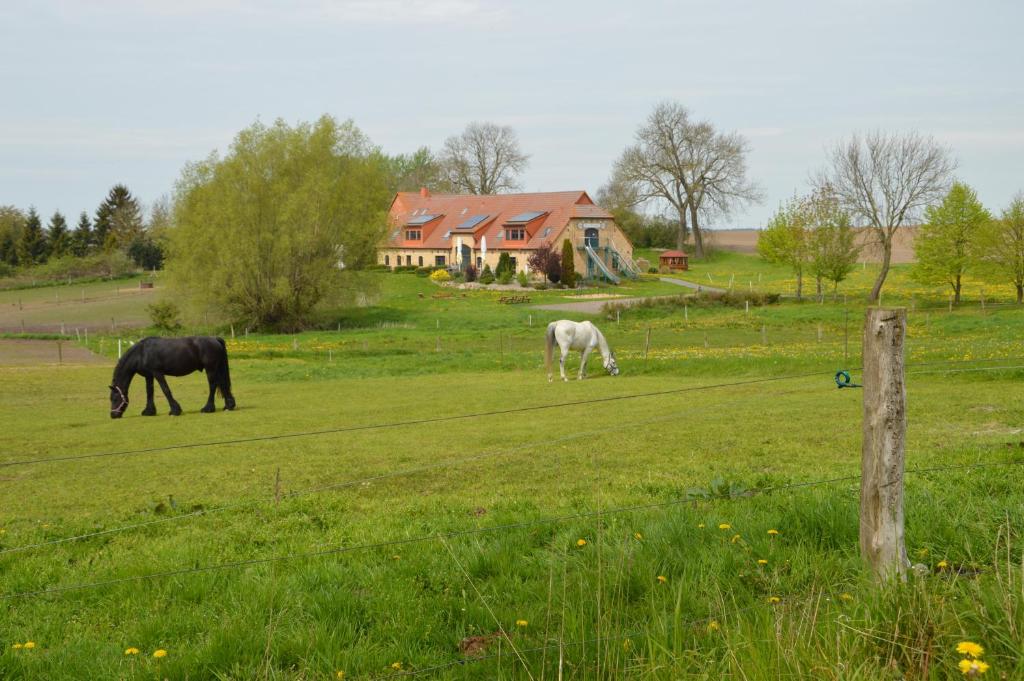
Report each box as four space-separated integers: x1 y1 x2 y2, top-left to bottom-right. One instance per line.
498 295 531 305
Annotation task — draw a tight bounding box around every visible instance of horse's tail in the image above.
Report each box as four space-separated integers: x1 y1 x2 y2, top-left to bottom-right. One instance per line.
212 337 231 397
545 322 556 380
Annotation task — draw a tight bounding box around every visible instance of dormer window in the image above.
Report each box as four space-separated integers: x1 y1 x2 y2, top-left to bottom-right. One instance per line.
505 228 525 241
406 229 421 240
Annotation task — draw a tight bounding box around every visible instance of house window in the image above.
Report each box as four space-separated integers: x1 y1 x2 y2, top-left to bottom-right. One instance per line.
406 255 412 266
505 228 525 241
435 255 446 266
384 255 390 266
406 230 421 240
418 256 423 266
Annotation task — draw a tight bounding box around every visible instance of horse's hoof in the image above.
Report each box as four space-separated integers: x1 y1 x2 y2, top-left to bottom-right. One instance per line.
200 405 215 413
224 400 236 411
169 409 182 416
141 409 156 416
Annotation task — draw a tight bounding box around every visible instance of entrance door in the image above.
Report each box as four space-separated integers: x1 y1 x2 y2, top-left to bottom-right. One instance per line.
461 244 471 270
584 228 599 249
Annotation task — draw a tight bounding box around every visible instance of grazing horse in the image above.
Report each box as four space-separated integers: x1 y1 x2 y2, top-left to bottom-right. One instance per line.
544 320 620 382
109 336 236 418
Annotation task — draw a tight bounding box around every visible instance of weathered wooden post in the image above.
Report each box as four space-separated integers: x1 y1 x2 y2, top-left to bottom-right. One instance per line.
57 340 63 366
684 304 688 322
860 307 910 581
844 308 850 363
643 327 651 360
118 338 123 358
817 323 822 343
761 323 767 345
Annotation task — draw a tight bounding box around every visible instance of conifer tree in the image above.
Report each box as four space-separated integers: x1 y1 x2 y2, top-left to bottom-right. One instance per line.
94 184 143 251
18 207 48 265
560 238 576 288
47 211 70 258
71 211 94 256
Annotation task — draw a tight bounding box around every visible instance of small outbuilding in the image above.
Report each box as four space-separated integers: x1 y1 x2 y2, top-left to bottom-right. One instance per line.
659 250 689 272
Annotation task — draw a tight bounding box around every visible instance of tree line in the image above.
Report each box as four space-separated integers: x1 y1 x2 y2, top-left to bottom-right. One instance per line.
0 184 167 275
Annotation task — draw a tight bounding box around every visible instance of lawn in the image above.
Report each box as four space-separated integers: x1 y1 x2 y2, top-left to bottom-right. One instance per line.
2 270 1023 679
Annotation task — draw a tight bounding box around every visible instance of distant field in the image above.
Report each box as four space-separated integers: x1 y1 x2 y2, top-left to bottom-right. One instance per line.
0 275 157 334
704 226 918 264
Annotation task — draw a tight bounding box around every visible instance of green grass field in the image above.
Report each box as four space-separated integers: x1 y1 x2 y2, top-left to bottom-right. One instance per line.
2 260 1023 679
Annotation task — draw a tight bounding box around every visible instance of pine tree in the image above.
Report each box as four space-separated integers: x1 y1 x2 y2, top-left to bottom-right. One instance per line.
94 184 143 251
71 211 94 256
47 211 70 258
560 238 576 288
18 207 48 265
0 205 26 266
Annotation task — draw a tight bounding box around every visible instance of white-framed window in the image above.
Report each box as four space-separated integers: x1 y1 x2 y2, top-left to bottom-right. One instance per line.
406 230 421 240
505 228 525 241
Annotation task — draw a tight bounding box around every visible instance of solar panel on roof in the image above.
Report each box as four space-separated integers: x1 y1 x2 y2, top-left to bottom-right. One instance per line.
407 213 441 225
457 214 489 229
507 211 546 223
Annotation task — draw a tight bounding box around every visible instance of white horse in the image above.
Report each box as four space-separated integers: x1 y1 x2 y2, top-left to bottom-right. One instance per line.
545 320 620 382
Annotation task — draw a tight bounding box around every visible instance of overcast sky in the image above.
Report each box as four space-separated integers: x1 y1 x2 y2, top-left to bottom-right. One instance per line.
1 0 1021 228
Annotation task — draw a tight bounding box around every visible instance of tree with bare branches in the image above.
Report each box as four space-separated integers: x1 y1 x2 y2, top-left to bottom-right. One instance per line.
610 102 761 257
817 131 955 302
439 122 529 194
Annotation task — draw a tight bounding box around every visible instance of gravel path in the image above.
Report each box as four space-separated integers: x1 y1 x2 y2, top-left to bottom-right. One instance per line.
532 277 724 314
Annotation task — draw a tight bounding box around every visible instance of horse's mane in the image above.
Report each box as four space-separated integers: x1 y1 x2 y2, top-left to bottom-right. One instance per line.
112 339 145 382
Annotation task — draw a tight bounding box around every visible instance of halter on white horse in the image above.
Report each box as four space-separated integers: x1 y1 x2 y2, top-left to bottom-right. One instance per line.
544 320 620 382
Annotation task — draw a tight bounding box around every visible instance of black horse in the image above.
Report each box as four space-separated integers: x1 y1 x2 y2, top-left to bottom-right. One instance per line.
109 336 236 418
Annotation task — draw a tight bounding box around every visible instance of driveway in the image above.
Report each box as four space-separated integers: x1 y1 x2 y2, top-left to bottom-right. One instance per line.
532 277 723 314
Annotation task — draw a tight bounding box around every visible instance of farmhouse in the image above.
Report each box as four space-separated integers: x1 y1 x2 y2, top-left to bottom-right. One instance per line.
379 189 638 282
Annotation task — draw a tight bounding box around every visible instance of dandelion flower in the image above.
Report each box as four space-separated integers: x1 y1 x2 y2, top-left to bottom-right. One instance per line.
12 643 22 649
958 658 990 675
577 538 587 547
153 649 167 658
391 662 402 670
634 532 643 540
768 596 781 604
336 671 345 680
956 642 984 658
622 638 632 651
730 534 741 544
124 647 140 655
839 593 854 602
707 620 720 632
657 575 667 583
938 560 949 569
516 620 528 627
757 559 768 565
23 641 35 649
718 523 731 530
767 529 779 536
698 523 705 528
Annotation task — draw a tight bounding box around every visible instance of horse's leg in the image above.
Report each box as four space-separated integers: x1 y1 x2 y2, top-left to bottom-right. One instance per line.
560 346 569 382
154 373 182 416
141 374 157 416
578 346 593 380
200 372 216 413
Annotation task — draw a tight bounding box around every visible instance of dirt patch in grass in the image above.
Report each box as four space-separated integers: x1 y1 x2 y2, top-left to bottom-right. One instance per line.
0 339 107 366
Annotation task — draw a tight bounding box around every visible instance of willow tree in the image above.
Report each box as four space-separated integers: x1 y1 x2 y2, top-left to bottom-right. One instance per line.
167 116 391 330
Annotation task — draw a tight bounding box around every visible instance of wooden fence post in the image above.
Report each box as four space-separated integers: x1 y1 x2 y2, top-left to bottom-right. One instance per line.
643 327 651 360
860 307 910 581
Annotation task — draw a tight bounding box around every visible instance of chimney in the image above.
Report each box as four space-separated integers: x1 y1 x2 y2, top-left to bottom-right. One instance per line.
419 187 429 198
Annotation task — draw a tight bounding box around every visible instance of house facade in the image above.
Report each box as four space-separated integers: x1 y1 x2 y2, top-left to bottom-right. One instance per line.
379 189 638 282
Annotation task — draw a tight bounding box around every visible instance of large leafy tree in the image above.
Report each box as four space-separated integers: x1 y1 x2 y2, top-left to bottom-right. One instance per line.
806 187 860 299
18 207 48 265
47 211 70 258
386 147 445 194
911 182 990 303
167 115 391 330
975 193 1024 302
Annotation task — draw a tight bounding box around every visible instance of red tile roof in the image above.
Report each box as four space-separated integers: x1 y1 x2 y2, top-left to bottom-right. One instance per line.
386 190 614 251
660 250 688 258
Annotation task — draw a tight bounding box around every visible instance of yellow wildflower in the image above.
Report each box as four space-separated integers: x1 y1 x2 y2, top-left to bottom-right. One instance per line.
938 560 949 569
634 532 643 540
153 649 167 658
576 538 587 547
767 529 779 536
12 643 22 649
698 523 705 528
623 638 632 651
336 672 345 680
839 593 854 602
730 534 741 543
657 575 667 583
958 659 990 675
757 559 768 565
768 596 781 604
516 619 528 627
956 642 984 658
124 647 140 655
707 620 720 632
391 662 402 670
23 641 35 649
718 523 731 530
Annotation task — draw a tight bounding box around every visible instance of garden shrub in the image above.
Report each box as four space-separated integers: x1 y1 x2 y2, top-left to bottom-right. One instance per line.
429 269 452 282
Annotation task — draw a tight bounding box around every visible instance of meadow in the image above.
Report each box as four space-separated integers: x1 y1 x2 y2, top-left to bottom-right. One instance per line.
2 259 1023 679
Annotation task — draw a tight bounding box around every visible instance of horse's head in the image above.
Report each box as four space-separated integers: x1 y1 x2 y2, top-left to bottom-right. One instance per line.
109 384 128 419
604 352 620 377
